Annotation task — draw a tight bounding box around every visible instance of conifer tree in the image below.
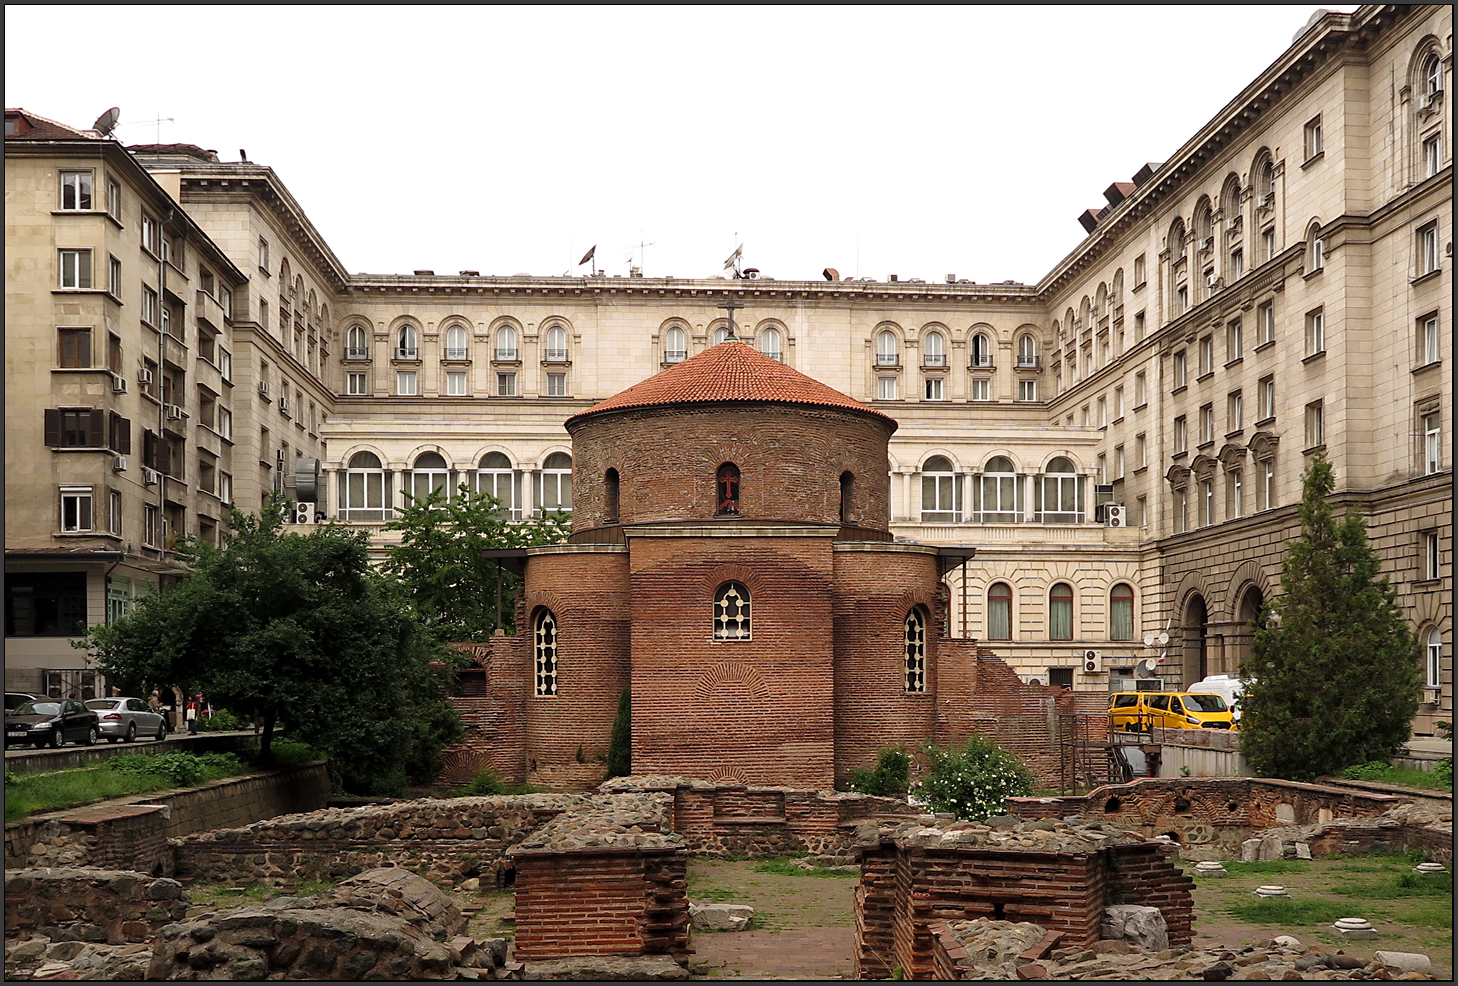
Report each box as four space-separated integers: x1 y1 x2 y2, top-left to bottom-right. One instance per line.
1239 449 1421 781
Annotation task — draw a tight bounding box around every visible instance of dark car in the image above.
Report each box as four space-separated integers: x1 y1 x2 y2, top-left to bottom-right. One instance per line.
4 699 100 748
85 697 169 743
5 691 43 712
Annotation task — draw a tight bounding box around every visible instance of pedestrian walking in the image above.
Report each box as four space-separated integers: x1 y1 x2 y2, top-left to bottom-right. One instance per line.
185 695 201 735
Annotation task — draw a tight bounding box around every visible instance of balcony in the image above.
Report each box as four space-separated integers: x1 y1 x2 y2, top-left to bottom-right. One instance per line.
875 353 899 367
665 350 687 364
495 348 518 361
443 347 469 360
969 355 994 369
923 354 946 368
345 347 369 361
543 349 569 363
394 348 418 361
1016 355 1042 369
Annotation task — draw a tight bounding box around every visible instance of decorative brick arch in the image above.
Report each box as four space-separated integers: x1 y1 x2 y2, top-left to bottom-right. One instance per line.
693 662 773 703
1172 570 1220 623
1221 560 1273 617
708 765 749 785
525 588 571 624
699 564 763 599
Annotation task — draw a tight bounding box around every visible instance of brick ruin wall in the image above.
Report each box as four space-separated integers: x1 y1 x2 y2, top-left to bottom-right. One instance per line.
4 868 190 945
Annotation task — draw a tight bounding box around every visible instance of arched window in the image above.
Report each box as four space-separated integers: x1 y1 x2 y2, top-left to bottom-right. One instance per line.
346 325 368 360
604 468 620 524
544 325 567 363
408 451 451 505
924 331 945 367
1050 582 1075 640
920 455 961 523
987 582 1012 640
970 333 992 368
495 325 517 360
476 451 519 519
1221 175 1242 234
1258 159 1276 203
876 330 899 366
533 608 558 696
1424 52 1443 98
759 327 782 361
1016 333 1037 368
712 326 731 345
1195 199 1214 248
1036 456 1084 523
396 325 418 360
839 471 854 525
444 325 468 360
904 608 926 693
1110 583 1135 641
540 452 572 515
1426 627 1443 688
716 462 741 516
1307 222 1324 272
973 455 1022 523
713 581 751 640
665 327 687 363
339 451 389 522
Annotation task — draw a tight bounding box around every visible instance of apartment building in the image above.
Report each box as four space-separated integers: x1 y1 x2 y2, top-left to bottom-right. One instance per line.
6 5 1449 732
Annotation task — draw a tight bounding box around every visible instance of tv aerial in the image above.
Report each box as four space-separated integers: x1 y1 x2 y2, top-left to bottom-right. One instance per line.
92 107 120 138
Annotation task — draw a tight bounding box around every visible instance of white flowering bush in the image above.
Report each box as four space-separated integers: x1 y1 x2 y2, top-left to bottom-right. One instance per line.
914 736 1035 821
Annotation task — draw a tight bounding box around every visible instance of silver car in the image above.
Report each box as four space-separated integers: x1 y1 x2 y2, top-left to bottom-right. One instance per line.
84 697 169 743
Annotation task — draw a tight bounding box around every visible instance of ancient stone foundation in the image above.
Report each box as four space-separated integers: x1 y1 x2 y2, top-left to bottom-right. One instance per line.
4 868 189 944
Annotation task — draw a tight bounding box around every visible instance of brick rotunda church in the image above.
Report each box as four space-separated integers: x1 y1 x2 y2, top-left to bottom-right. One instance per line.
468 338 989 790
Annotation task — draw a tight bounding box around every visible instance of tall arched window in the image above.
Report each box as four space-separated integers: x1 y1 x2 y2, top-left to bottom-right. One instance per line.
444 325 468 360
540 452 572 514
1110 583 1135 640
1050 582 1074 640
987 582 1012 640
712 326 732 345
1036 456 1084 523
714 581 751 640
1426 627 1443 689
544 325 567 362
1307 222 1324 272
339 451 389 522
920 456 961 523
1016 333 1037 368
604 468 620 524
973 456 1022 523
839 471 854 525
904 608 926 693
876 330 899 366
495 325 517 360
759 327 782 361
665 327 687 363
476 451 518 519
924 331 946 367
408 451 451 504
1424 52 1443 98
346 325 367 360
534 608 558 696
396 325 418 359
716 462 741 516
970 333 992 367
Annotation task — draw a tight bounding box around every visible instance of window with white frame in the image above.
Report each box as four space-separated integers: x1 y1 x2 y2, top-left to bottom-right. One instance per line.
876 330 899 366
986 582 1012 640
1200 478 1215 526
1305 308 1325 356
1017 379 1037 402
1049 582 1074 640
1257 301 1275 345
495 326 518 360
1172 350 1187 389
346 325 368 359
1227 469 1243 519
546 372 566 397
712 326 731 345
1418 312 1441 366
878 376 898 401
1134 311 1145 342
396 325 418 359
339 451 390 522
496 371 517 397
664 326 687 363
1136 433 1147 469
1114 386 1124 419
1423 134 1443 179
59 249 92 288
60 487 94 532
408 452 451 504
1095 453 1107 484
60 170 93 210
1308 227 1324 272
1174 415 1188 453
1303 115 1323 160
106 178 121 218
1036 456 1083 523
1114 445 1125 480
444 324 468 360
544 325 568 362
1424 531 1441 581
1227 391 1243 433
1133 254 1146 287
533 608 558 695
217 406 232 440
1423 51 1443 98
1199 335 1214 376
446 371 469 397
1135 371 1146 407
257 236 270 273
143 504 159 547
924 331 946 367
759 327 782 361
1097 397 1107 428
1417 220 1440 276
972 456 1021 523
1423 411 1441 474
1230 248 1244 280
1081 405 1091 428
476 452 520 519
1227 319 1243 362
1258 375 1276 422
108 255 121 296
903 608 926 693
1305 401 1325 448
109 490 122 535
219 472 232 506
713 581 751 641
1259 457 1276 511
970 377 991 401
1110 583 1135 640
1426 628 1443 689
1262 227 1276 262
924 376 944 401
141 213 161 255
539 452 572 514
1016 334 1038 368
1200 404 1215 445
970 333 992 367
920 456 961 522
347 372 368 396
396 371 417 396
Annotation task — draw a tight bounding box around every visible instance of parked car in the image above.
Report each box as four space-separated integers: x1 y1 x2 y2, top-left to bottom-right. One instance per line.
85 697 169 743
4 699 100 748
1189 674 1250 722
5 691 42 712
1108 691 1237 731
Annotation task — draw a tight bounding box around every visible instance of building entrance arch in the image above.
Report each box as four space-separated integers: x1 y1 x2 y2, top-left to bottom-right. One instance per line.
1183 593 1209 687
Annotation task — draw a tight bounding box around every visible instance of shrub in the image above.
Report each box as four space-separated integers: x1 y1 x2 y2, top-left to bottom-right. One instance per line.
847 747 910 797
448 769 535 797
1343 761 1395 781
606 688 631 779
197 707 245 732
915 735 1034 822
1435 720 1453 788
102 751 242 787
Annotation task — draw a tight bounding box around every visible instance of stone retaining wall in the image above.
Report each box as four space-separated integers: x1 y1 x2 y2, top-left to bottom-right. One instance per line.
4 867 190 944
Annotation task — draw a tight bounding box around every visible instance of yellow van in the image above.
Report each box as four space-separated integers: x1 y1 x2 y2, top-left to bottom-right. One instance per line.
1108 691 1237 731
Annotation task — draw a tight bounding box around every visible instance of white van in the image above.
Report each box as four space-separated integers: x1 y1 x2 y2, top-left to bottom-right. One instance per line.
1189 674 1249 722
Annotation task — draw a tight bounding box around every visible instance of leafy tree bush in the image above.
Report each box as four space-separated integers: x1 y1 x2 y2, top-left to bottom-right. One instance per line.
847 747 910 797
197 708 244 732
915 735 1034 821
1434 721 1453 788
606 688 631 778
102 752 243 787
1239 450 1422 781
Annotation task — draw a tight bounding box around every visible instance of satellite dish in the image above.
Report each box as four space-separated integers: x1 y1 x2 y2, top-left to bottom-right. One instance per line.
1156 631 1170 646
1143 633 1156 648
92 107 120 137
1136 658 1158 679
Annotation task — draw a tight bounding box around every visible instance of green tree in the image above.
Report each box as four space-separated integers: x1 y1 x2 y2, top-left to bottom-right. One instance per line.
606 688 631 779
383 485 572 643
915 736 1034 821
1239 449 1422 781
79 495 462 794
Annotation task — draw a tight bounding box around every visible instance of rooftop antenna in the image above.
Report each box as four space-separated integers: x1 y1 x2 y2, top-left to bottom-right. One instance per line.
631 232 654 273
123 114 174 142
91 107 120 138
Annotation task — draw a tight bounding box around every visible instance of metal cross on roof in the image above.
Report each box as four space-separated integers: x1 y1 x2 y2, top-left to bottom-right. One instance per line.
716 293 745 341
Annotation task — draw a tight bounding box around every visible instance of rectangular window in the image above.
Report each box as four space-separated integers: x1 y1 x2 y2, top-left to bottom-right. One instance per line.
1200 403 1215 444
105 255 121 296
1134 311 1145 342
347 371 368 395
258 237 270 273
1200 480 1214 527
1174 415 1188 453
107 333 122 374
59 249 92 288
1304 115 1323 160
1081 405 1091 428
1262 227 1276 262
924 376 944 401
1228 470 1243 519
60 487 94 533
141 213 160 255
58 327 91 367
1135 371 1146 407
1199 335 1214 376
218 348 232 382
1257 301 1274 345
1175 489 1189 533
1136 494 1147 527
60 170 93 210
1305 401 1324 449
4 572 88 637
1418 313 1441 366
1230 249 1243 280
1133 254 1146 287
446 371 469 396
546 372 566 397
1417 221 1440 276
1227 319 1242 361
1258 376 1276 422
141 286 159 326
1177 285 1189 314
1097 397 1107 428
1425 532 1442 581
1018 379 1038 402
396 370 417 396
1260 459 1276 511
219 472 233 506
1172 350 1187 389
1306 308 1325 356
106 178 121 218
1423 411 1441 474
143 504 158 547
1114 445 1125 479
109 490 122 535
1227 391 1243 433
45 407 104 447
496 371 517 397
877 376 898 401
1114 385 1124 419
216 406 232 440
1423 134 1443 178
970 377 991 401
1096 453 1107 484
1136 433 1147 469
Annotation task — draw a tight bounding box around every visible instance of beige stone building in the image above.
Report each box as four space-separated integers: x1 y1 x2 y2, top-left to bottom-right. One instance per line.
6 4 1450 733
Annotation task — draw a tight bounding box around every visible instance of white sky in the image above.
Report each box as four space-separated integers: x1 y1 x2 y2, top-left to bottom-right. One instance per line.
6 4 1342 283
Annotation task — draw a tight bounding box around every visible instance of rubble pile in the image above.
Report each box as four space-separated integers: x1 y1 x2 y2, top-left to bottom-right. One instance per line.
509 793 679 853
855 813 1148 852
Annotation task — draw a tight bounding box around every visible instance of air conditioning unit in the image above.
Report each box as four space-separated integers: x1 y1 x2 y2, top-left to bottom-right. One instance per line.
278 397 289 413
1105 504 1127 528
257 381 270 397
111 373 128 394
292 501 316 525
112 455 127 472
165 404 184 421
142 467 160 486
137 367 153 386
1083 649 1103 673
1026 676 1046 687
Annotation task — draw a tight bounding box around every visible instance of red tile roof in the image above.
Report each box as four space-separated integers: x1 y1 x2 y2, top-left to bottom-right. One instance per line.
4 109 98 141
568 340 897 428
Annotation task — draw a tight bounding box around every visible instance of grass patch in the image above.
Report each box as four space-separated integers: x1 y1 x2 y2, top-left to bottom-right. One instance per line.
1340 762 1450 790
4 752 247 822
1227 897 1352 926
752 858 859 879
443 768 537 797
1206 860 1314 878
1330 872 1453 899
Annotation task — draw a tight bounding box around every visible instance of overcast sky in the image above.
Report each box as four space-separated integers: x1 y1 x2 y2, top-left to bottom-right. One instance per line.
7 4 1342 283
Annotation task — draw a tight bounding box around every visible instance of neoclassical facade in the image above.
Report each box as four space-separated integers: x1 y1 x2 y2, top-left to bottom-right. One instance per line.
6 5 1450 735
